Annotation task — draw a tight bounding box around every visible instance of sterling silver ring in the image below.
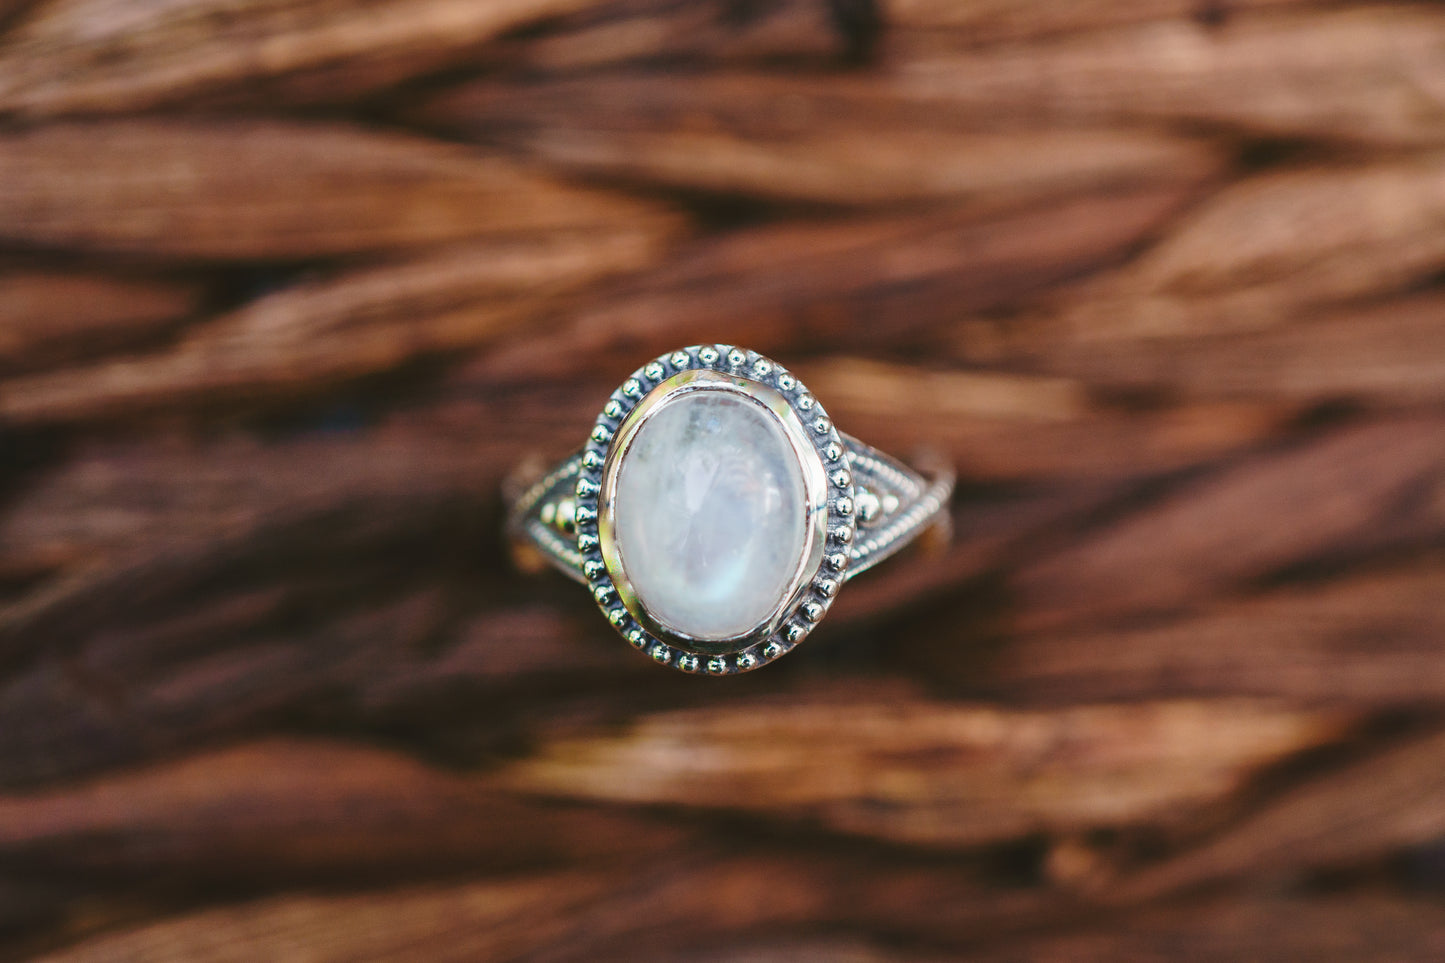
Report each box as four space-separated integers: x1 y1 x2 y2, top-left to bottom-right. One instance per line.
506 345 954 674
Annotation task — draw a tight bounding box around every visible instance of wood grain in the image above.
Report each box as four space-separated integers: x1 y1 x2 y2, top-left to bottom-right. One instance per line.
1115 725 1445 899
503 686 1351 848
0 224 682 425
997 291 1445 406
889 5 1445 145
885 0 1323 38
0 120 676 260
420 71 1225 206
0 271 202 373
0 0 604 116
1011 415 1445 630
461 180 1208 388
980 564 1445 706
0 739 693 883
489 0 855 72
1034 154 1445 343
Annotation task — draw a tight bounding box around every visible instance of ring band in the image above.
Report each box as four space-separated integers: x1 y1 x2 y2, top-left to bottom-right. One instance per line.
506 345 954 674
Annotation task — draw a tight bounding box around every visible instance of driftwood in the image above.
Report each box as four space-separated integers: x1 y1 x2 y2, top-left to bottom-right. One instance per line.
1 0 1443 960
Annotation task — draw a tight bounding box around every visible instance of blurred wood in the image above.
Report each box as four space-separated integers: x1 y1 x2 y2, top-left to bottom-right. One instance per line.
0 0 35 23
980 564 1445 706
799 357 1296 480
0 426 517 659
0 120 676 260
489 0 855 72
0 739 694 884
0 270 202 373
889 5 1445 145
27 868 1445 962
1023 154 1445 343
1012 415 1445 630
25 856 1060 963
503 685 1351 848
28 871 626 963
1115 724 1445 899
462 181 1208 387
963 895 1445 963
419 71 1225 206
0 0 603 117
0 223 682 425
885 0 1321 38
992 291 1445 406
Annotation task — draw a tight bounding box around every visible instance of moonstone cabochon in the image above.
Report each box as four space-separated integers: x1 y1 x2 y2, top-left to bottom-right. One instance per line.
577 346 855 674
612 388 810 641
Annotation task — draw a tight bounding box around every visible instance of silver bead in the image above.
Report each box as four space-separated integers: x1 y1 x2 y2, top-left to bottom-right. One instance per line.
555 498 576 533
644 362 665 381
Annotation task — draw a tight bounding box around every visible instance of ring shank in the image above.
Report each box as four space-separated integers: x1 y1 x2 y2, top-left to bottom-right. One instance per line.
507 433 953 585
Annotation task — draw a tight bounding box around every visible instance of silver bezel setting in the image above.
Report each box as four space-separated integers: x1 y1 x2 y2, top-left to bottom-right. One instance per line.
574 345 856 674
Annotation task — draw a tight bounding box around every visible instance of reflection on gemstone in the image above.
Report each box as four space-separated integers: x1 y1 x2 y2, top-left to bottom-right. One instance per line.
613 388 809 641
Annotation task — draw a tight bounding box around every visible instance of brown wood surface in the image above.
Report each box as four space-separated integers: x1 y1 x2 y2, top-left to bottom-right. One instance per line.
0 0 1443 960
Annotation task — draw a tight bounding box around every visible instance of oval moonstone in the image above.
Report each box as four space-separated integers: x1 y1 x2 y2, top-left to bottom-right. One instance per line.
612 387 810 641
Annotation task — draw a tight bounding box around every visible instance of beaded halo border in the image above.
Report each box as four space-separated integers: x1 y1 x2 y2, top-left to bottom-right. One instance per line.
572 344 857 675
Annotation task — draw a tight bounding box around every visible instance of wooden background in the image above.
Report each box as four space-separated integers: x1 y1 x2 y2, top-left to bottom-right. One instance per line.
1 0 1444 959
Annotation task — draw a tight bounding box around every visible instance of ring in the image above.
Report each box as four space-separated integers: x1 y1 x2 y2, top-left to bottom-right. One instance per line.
505 345 954 674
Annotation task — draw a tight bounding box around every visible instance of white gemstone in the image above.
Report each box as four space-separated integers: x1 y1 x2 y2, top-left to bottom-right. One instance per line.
613 389 809 641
